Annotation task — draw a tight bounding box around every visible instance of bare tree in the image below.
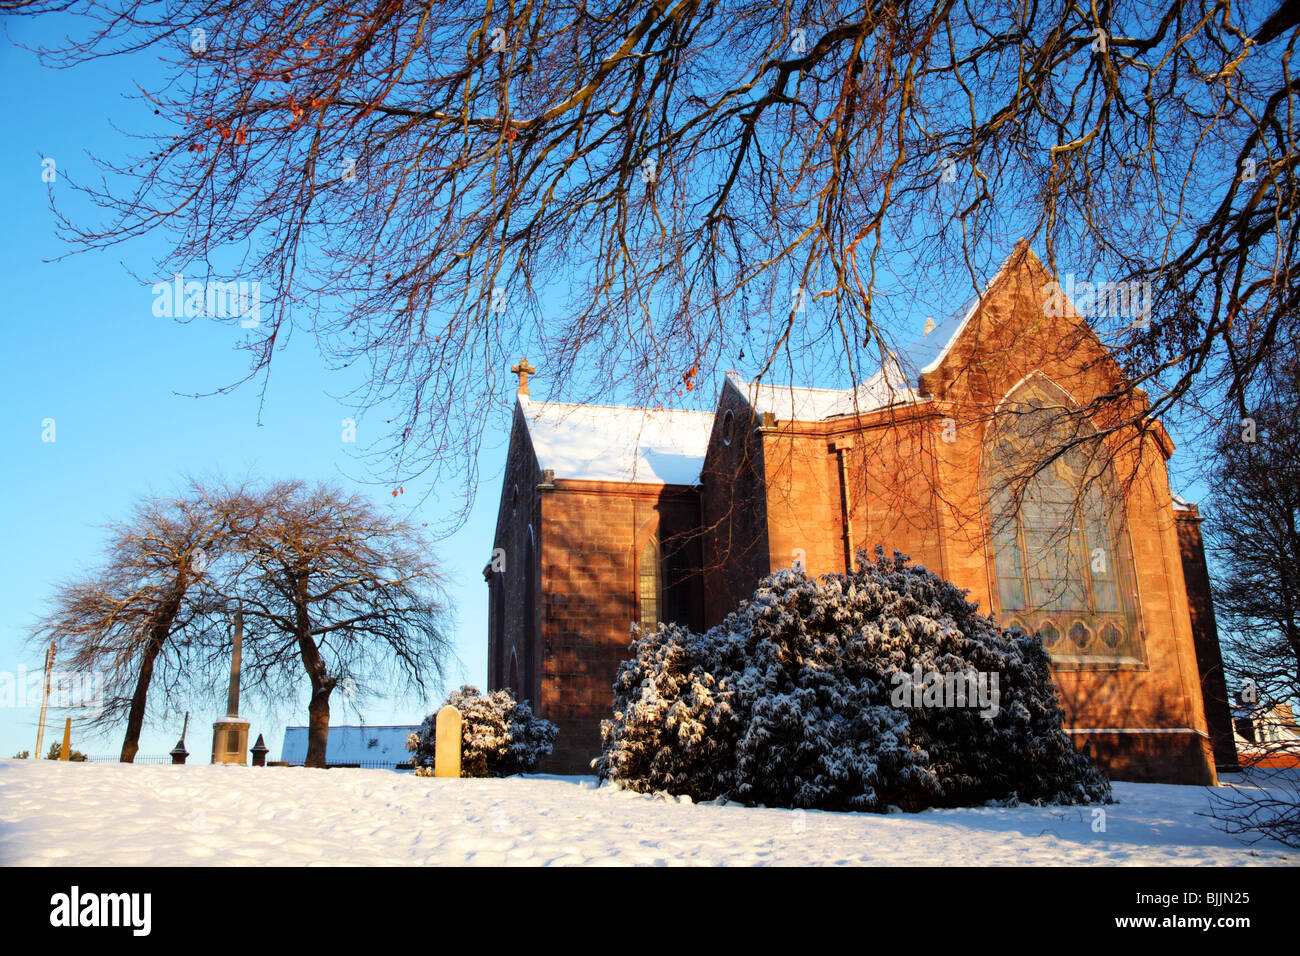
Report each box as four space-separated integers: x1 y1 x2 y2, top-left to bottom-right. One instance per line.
1205 353 1300 703
231 480 452 767
1206 772 1300 847
30 479 247 761
18 1 1293 513
1200 344 1300 847
1206 357 1300 718
30 477 451 767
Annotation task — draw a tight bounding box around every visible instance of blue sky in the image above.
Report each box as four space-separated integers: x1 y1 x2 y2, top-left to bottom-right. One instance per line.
0 16 507 760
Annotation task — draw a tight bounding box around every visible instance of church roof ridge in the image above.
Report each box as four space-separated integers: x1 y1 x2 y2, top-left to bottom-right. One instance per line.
526 397 714 417
725 363 918 421
724 371 860 395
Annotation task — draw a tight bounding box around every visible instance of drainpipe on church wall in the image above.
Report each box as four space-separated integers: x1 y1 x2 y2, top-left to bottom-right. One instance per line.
831 437 855 574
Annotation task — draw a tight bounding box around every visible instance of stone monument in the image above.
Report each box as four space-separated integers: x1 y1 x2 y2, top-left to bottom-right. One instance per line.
211 609 250 765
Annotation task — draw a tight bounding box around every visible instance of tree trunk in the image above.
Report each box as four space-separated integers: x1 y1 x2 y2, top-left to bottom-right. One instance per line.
305 683 332 768
295 603 334 768
119 609 175 762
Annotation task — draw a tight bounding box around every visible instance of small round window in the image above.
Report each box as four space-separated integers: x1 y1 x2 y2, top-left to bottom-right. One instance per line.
721 409 735 445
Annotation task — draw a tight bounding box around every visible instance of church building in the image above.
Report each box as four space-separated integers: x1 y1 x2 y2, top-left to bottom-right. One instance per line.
485 242 1237 783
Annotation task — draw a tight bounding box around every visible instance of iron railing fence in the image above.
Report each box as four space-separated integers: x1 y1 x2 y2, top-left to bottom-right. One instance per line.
268 760 415 771
75 755 417 769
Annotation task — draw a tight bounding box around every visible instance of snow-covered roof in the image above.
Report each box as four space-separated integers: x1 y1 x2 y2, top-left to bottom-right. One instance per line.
279 725 417 765
893 296 979 380
724 365 918 422
522 400 715 485
1171 493 1194 512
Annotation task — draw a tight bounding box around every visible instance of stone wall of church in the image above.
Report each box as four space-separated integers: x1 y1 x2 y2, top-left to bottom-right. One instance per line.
534 481 703 773
915 252 1217 785
700 383 772 626
712 248 1221 785
755 425 844 579
1175 505 1239 770
749 412 948 585
487 403 544 707
835 408 948 575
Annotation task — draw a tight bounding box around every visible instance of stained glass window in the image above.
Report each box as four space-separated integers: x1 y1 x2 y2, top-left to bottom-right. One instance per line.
984 377 1143 665
639 536 661 632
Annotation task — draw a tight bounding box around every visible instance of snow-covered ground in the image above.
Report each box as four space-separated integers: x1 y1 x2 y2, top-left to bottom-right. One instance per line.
0 759 1292 866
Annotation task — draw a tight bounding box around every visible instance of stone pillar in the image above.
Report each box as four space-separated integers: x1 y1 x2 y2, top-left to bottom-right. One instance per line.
250 734 269 767
434 705 462 777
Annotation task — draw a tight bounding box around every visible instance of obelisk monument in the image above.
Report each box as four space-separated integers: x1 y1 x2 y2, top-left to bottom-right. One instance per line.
211 608 251 765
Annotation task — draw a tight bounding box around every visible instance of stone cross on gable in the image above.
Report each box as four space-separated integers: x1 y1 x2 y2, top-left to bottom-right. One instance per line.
511 357 537 396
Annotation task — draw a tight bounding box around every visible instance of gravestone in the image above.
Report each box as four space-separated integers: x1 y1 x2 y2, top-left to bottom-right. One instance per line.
434 705 462 778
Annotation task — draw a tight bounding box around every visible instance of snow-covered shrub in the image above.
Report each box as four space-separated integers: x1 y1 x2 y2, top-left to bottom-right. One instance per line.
411 685 558 777
45 743 87 761
596 549 1111 811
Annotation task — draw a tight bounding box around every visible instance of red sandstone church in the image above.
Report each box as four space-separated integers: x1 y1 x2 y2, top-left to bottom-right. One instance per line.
485 242 1237 783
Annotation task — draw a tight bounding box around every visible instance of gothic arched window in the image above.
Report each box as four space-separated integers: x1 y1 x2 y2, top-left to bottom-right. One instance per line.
638 535 662 633
523 526 537 704
491 571 505 690
983 376 1144 665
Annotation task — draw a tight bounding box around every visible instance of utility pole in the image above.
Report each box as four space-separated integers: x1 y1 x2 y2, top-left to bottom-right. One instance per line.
34 640 54 759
